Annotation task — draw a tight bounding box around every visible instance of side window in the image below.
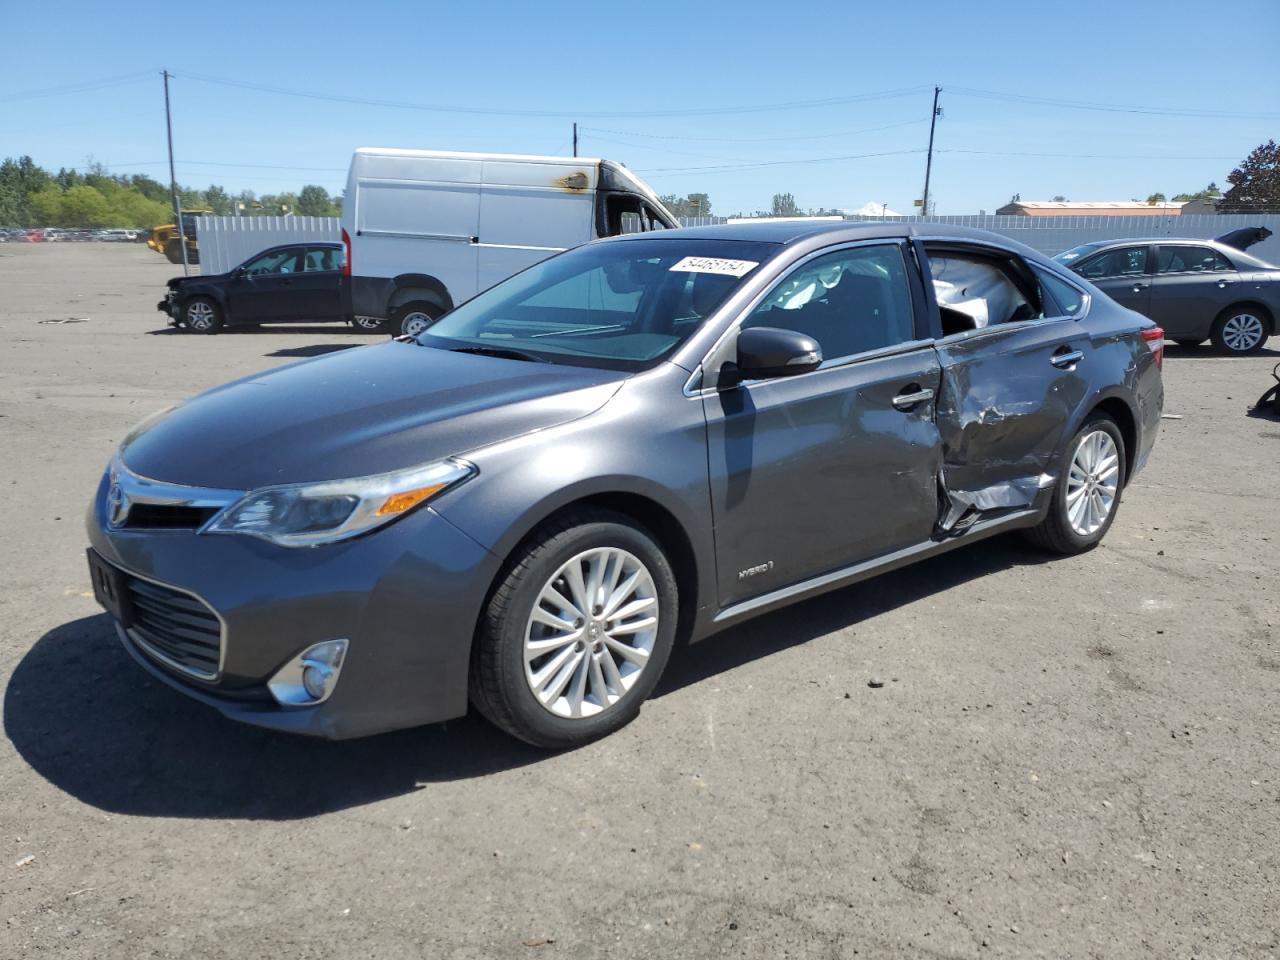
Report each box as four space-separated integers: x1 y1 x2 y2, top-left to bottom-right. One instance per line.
927 253 1035 333
242 248 301 276
302 247 340 272
1157 245 1234 274
1033 266 1086 317
742 244 915 360
1075 246 1148 279
606 196 670 235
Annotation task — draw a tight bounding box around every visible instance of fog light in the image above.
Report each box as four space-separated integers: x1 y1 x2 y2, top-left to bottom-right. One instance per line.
268 639 348 706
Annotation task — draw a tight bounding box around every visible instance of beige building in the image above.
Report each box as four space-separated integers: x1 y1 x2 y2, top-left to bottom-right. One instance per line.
995 200 1187 217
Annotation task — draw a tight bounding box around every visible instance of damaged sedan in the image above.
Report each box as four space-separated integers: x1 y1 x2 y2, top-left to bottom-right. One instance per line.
86 221 1163 748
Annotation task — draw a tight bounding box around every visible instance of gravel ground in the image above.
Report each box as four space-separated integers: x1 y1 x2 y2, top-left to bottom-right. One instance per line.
1 242 1277 959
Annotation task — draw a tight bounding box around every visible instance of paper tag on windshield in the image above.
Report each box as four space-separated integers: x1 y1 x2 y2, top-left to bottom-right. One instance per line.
669 256 758 278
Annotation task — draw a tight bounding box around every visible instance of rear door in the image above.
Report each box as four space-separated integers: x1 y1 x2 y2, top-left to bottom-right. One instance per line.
1071 244 1153 315
701 240 943 605
226 247 305 321
921 244 1090 528
289 246 346 321
1148 244 1239 338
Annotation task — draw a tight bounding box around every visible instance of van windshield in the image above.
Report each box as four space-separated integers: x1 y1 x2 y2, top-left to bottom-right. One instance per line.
419 238 779 370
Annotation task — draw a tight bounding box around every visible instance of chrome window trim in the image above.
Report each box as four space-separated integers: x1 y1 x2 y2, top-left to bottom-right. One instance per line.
682 237 918 395
106 556 228 683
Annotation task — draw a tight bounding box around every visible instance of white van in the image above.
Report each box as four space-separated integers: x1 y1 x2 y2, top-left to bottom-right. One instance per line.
341 148 677 335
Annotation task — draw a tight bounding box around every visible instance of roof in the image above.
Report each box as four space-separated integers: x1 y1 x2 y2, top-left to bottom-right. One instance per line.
1007 201 1186 211
353 146 604 166
1066 236 1273 269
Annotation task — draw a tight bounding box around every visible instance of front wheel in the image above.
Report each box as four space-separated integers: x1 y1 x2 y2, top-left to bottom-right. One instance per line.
183 297 224 334
1024 414 1126 555
350 315 388 334
470 511 679 749
1211 307 1269 356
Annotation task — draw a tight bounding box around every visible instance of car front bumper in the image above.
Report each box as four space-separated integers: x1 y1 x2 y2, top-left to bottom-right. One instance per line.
85 472 500 739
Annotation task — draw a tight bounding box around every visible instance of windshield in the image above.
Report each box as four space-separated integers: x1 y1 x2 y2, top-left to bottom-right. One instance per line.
420 238 779 370
1053 243 1103 265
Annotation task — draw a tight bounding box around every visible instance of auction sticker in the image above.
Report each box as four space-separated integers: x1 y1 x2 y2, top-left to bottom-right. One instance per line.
668 256 758 277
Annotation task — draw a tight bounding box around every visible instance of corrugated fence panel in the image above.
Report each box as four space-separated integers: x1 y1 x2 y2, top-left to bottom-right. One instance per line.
195 216 341 274
677 213 1280 264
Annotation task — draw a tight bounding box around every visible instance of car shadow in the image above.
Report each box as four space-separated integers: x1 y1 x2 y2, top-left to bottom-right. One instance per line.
6 535 1051 821
266 344 363 358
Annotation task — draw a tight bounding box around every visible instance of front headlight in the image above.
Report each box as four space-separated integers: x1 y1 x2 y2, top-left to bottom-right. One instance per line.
204 458 474 547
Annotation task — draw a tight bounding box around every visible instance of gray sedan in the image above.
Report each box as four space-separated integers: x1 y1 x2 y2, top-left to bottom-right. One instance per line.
86 221 1164 748
1056 237 1279 354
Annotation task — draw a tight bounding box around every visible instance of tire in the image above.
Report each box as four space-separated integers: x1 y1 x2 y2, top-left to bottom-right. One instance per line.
470 510 679 749
391 300 443 338
183 297 224 335
163 239 184 264
1172 339 1203 349
1024 413 1126 555
350 315 388 334
1210 306 1270 356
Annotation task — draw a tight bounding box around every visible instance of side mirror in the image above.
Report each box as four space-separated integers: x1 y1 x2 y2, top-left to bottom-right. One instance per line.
731 326 822 383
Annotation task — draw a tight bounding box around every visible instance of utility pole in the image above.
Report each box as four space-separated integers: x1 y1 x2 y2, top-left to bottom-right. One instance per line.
920 86 942 219
572 122 578 158
162 70 190 275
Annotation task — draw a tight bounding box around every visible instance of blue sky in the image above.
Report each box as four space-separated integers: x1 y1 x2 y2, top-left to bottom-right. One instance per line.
3 0 1277 215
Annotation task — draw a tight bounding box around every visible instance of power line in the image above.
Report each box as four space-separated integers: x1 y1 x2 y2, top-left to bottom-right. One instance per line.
948 86 1280 121
939 148 1242 161
0 71 155 104
174 72 931 119
579 118 927 144
637 148 927 176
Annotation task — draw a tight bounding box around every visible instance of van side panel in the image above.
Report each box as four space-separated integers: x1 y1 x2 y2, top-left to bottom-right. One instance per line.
349 154 482 314
475 160 597 293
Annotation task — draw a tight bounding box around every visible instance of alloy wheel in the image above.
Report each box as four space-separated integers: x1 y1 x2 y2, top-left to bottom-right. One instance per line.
523 547 659 719
1066 429 1120 537
1221 313 1265 353
353 315 383 331
186 301 215 331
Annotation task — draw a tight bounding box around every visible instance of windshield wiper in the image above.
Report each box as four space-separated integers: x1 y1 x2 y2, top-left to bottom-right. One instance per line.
447 344 549 363
530 324 625 339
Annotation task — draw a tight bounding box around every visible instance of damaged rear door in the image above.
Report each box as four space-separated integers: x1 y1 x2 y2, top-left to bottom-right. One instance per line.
919 242 1091 531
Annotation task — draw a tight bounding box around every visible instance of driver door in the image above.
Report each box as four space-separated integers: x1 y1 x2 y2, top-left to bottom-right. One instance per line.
227 246 305 322
701 241 942 606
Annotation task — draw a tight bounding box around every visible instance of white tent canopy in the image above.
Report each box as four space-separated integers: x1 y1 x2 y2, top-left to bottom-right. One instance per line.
851 201 905 218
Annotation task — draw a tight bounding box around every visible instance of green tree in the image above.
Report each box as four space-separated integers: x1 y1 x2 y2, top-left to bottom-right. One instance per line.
60 185 113 226
1220 141 1280 213
1051 194 1068 202
28 185 64 225
771 192 800 216
297 184 335 216
1172 182 1220 203
1146 192 1167 205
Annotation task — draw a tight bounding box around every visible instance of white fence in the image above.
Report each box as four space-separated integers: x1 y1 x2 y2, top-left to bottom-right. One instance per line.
196 212 1280 275
195 216 340 273
679 213 1280 265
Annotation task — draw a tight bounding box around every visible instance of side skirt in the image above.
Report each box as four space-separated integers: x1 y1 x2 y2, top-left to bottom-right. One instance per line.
706 507 1042 632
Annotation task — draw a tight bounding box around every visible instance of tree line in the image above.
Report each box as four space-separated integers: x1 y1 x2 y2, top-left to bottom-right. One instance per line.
0 156 343 229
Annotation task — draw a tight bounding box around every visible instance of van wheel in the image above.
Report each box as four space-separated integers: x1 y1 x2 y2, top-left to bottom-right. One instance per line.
392 301 443 338
183 297 224 334
470 510 678 749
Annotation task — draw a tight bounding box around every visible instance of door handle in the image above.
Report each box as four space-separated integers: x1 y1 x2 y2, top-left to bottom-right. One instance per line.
1050 349 1084 369
1217 279 1234 288
1131 282 1148 292
891 387 935 410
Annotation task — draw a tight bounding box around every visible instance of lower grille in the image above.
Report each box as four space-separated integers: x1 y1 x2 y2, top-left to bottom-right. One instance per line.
124 577 223 680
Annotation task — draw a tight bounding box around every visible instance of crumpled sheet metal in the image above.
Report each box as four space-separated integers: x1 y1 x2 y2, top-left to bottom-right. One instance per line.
938 473 1053 532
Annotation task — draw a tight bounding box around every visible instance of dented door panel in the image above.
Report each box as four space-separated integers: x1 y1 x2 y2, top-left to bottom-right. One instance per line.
703 347 943 606
932 319 1090 524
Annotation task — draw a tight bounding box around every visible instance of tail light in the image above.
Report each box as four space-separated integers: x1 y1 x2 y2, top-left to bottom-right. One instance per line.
341 227 352 277
1140 326 1164 369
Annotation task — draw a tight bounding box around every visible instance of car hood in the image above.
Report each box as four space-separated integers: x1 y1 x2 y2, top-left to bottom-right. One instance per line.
121 342 627 489
168 272 231 290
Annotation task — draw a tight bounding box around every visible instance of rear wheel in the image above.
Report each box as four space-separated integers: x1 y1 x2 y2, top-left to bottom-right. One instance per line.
1024 414 1126 555
391 301 443 338
183 297 223 334
350 315 388 333
1211 307 1269 355
470 511 678 749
